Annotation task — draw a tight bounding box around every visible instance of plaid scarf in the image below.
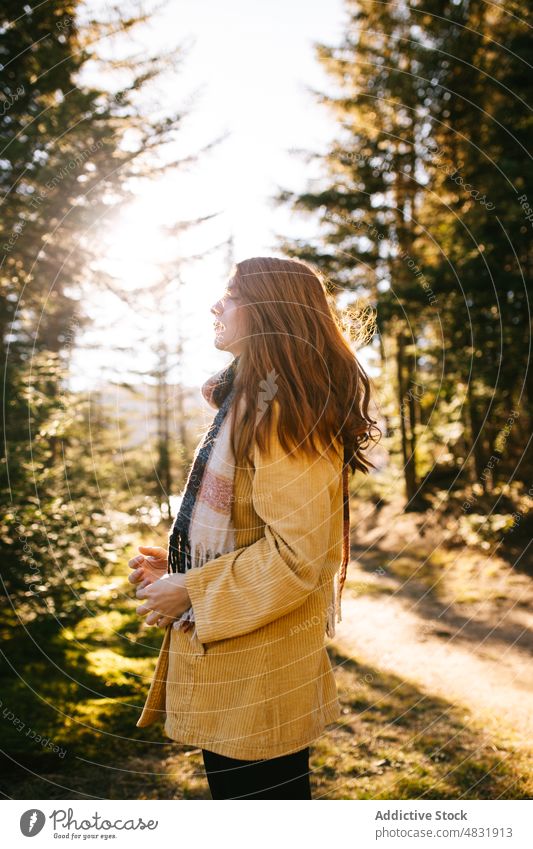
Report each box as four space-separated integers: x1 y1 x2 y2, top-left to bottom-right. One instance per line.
167 357 351 639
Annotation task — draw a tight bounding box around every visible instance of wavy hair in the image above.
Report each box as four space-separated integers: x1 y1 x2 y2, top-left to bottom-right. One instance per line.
227 256 381 475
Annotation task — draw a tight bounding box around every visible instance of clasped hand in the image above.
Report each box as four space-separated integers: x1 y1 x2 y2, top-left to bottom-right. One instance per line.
128 545 192 628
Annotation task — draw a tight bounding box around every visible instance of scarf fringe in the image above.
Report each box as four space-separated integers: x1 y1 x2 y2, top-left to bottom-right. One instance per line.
168 529 223 573
168 527 192 573
326 461 350 639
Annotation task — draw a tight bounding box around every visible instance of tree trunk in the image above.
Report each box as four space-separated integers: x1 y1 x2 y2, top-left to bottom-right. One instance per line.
396 329 418 504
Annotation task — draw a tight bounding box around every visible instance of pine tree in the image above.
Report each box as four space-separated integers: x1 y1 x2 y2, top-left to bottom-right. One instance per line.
275 0 433 503
418 0 533 485
0 1 197 616
275 0 533 500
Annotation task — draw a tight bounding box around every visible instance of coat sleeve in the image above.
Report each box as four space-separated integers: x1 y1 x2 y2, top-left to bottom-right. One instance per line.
183 403 339 644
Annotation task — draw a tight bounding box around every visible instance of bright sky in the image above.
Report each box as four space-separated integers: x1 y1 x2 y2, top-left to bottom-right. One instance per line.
72 0 350 392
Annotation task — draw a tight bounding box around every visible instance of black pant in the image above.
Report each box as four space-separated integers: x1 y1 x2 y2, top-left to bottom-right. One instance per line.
201 746 312 799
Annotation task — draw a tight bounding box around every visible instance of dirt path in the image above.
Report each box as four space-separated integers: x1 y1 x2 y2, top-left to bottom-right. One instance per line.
333 576 533 752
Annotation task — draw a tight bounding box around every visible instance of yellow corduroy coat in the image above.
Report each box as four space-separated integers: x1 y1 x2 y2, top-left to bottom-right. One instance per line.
136 403 344 759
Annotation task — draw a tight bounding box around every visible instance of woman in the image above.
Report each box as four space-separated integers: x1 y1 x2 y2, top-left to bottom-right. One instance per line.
129 256 379 799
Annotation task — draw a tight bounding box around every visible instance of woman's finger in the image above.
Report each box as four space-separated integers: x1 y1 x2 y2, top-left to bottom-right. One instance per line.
145 609 166 625
128 554 145 569
127 569 143 584
138 545 164 557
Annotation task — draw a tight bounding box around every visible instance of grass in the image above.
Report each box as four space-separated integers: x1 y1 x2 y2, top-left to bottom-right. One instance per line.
312 651 532 800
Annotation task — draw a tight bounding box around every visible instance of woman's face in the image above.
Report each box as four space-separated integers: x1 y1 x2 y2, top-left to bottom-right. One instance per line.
211 276 246 355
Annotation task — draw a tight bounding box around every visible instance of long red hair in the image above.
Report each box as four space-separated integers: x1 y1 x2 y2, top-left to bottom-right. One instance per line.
228 256 381 474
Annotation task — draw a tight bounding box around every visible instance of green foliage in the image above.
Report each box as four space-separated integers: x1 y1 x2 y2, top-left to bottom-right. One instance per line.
1 353 140 619
276 0 532 497
0 1 187 621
